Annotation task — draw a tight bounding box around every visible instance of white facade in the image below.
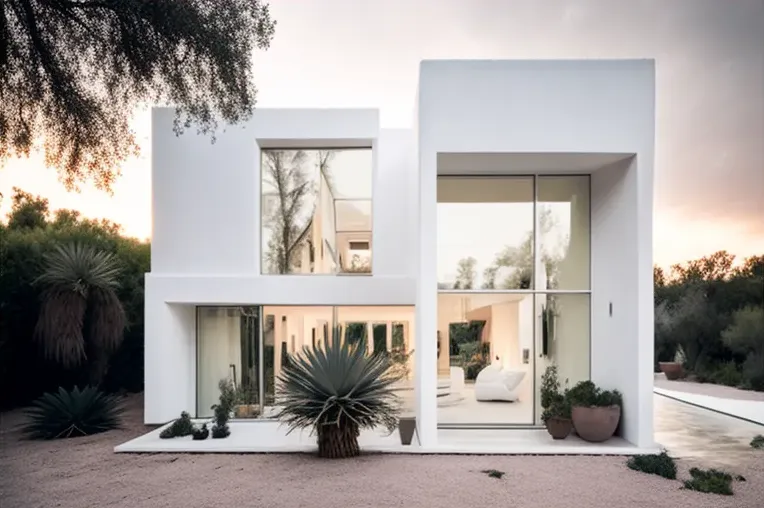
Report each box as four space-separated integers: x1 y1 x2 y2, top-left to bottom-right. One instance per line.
146 59 655 449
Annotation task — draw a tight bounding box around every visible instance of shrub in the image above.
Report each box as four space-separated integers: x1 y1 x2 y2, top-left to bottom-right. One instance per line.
626 452 677 479
567 381 622 408
682 468 734 496
276 325 404 458
192 423 209 440
709 362 743 387
159 411 194 439
211 379 235 439
23 386 122 439
750 435 764 449
481 469 505 479
540 365 570 422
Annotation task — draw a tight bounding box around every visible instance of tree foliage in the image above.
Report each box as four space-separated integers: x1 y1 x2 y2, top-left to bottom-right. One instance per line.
1 0 276 190
1 188 149 409
655 250 764 390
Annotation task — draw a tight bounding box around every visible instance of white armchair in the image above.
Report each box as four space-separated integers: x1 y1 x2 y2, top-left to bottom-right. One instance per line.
474 365 526 402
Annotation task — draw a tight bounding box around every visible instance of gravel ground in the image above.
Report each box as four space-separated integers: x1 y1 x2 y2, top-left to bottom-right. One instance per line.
2 394 763 508
655 375 764 401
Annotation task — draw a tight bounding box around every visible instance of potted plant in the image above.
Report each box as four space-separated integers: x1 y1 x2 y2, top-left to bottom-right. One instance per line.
540 365 572 439
659 346 685 380
276 325 405 458
567 381 622 443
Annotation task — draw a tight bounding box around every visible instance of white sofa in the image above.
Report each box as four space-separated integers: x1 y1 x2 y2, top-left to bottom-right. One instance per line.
474 364 526 402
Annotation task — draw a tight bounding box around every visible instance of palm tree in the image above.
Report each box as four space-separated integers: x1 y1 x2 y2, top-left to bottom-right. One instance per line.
34 243 126 385
276 326 403 458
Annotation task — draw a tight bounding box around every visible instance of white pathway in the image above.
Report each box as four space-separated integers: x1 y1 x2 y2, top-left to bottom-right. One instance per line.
653 386 764 426
115 420 656 455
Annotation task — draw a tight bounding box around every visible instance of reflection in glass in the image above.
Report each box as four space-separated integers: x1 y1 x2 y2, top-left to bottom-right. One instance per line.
196 307 259 418
437 293 535 425
537 176 590 290
533 293 590 424
261 149 372 275
437 177 534 290
261 306 333 412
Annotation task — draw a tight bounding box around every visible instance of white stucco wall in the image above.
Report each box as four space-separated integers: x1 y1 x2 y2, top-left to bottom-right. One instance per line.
146 109 418 423
417 59 655 447
147 61 655 450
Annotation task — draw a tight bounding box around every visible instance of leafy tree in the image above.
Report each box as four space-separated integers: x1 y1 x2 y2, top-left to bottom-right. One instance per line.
487 207 562 289
1 0 276 190
722 306 764 357
453 256 477 289
482 265 498 289
670 251 736 283
7 187 48 230
34 243 126 385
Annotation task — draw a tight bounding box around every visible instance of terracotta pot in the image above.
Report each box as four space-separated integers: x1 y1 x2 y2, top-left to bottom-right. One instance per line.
659 362 684 380
234 404 259 418
545 416 573 440
398 417 417 445
571 405 621 442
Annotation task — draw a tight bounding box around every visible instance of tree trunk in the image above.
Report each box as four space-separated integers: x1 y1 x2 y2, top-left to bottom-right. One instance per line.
317 422 360 459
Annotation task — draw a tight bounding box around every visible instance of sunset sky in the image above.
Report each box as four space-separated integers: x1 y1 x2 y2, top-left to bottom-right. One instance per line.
1 0 762 269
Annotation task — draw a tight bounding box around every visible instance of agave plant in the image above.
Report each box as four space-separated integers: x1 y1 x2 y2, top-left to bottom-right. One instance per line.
23 386 123 439
34 242 126 385
276 326 404 458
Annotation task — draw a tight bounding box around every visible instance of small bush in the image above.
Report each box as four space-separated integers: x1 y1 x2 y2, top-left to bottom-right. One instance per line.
23 386 123 439
750 435 764 449
192 423 209 440
626 452 677 479
683 468 734 496
481 469 505 479
211 379 235 439
709 362 743 387
567 381 622 408
211 424 230 439
159 411 194 439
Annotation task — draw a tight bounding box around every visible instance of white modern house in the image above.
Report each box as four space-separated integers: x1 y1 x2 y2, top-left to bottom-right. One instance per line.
144 59 655 452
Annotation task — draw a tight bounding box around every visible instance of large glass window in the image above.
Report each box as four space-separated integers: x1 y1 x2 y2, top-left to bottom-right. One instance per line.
436 174 591 427
537 176 590 290
437 177 534 289
196 305 414 419
260 149 372 275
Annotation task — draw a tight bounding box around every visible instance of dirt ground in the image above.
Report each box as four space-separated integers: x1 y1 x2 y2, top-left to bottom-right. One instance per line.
1 394 763 508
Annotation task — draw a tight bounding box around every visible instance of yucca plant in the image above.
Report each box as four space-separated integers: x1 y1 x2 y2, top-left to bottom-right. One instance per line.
276 326 404 458
23 386 123 439
34 242 126 385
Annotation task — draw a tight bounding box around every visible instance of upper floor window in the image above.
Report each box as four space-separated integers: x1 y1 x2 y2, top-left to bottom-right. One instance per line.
260 148 372 275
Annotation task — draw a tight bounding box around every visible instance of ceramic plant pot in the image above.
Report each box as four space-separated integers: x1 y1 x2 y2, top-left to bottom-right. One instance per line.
398 417 417 445
571 405 621 443
545 416 573 440
659 362 684 380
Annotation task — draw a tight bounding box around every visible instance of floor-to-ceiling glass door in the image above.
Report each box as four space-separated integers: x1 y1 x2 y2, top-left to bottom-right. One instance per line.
436 174 591 427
